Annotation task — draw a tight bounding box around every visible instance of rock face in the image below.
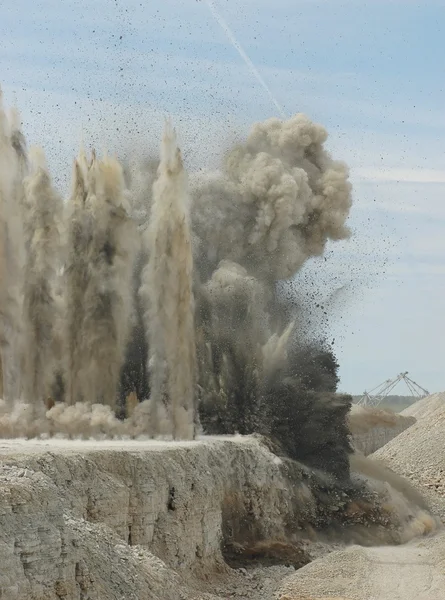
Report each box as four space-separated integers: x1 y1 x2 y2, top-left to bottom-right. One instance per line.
0 437 330 600
348 405 415 455
0 435 436 600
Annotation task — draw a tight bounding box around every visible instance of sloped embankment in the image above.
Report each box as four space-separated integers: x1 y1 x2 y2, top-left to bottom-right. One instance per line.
374 392 445 519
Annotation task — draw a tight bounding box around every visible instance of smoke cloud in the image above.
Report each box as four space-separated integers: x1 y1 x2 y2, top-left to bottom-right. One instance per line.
191 115 353 476
0 88 357 480
191 114 352 282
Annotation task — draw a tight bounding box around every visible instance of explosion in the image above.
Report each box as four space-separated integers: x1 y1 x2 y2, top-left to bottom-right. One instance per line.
0 89 354 478
140 121 196 439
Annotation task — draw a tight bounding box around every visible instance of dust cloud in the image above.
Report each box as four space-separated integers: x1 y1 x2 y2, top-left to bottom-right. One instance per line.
0 89 354 476
139 122 196 439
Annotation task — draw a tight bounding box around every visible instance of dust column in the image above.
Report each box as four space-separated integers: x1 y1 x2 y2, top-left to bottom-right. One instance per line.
142 122 196 439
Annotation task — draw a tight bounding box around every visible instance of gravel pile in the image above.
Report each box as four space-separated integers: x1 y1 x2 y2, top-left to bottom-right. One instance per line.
277 545 374 600
401 392 445 420
278 529 445 600
373 392 445 520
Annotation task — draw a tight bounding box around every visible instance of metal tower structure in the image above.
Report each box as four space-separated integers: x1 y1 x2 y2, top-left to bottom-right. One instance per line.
357 372 429 407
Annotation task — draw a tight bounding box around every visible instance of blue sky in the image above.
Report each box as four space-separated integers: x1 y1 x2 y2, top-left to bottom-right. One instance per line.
1 0 444 394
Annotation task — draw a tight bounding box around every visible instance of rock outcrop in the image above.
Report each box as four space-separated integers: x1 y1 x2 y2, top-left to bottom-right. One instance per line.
0 436 435 599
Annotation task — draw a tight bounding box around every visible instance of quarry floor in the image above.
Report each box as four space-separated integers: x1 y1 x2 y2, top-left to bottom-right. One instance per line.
278 530 445 600
0 430 444 600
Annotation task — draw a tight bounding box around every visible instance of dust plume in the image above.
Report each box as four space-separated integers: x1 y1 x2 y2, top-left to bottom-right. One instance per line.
350 453 439 543
22 147 63 410
64 152 91 407
0 90 357 476
139 122 196 440
65 151 137 409
192 115 353 476
348 404 415 435
0 397 163 439
0 95 26 404
191 113 352 281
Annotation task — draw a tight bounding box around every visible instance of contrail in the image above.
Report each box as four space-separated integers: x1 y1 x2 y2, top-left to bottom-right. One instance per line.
203 0 286 119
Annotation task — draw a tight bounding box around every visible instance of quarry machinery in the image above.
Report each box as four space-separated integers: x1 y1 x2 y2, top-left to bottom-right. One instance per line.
357 372 429 407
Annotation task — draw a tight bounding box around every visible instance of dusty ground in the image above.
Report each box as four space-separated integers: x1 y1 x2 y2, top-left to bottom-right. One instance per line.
278 529 445 600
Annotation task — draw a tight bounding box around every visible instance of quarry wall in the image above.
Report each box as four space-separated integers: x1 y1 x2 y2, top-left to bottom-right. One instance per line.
0 412 420 600
0 437 324 600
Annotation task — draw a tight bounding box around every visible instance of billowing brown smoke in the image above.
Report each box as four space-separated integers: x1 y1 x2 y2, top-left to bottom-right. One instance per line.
0 90 355 476
191 115 353 476
192 114 352 281
64 152 91 407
